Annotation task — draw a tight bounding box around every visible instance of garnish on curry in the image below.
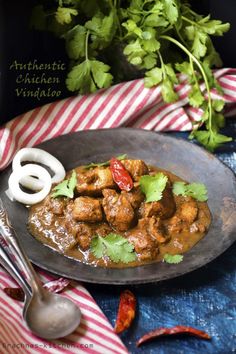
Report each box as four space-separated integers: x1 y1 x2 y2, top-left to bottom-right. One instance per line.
28 157 211 268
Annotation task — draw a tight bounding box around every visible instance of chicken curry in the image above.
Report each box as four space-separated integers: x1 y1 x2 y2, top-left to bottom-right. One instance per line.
28 157 211 267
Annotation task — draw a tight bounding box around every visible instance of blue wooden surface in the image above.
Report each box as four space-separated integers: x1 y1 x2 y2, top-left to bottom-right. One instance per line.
87 119 236 354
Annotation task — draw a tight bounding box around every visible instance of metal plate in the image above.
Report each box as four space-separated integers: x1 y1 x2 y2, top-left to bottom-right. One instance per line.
0 128 235 284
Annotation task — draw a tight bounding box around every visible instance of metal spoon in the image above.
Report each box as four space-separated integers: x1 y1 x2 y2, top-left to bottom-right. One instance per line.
0 199 81 339
0 238 32 316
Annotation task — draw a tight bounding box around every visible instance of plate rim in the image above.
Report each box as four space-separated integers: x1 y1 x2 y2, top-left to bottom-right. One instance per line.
1 128 235 284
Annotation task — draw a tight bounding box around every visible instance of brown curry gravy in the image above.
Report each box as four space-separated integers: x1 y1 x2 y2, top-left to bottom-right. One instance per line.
28 165 211 268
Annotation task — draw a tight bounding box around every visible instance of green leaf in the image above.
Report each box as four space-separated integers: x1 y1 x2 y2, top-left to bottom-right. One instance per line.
144 13 168 28
172 181 187 196
161 77 178 102
188 84 204 107
185 183 208 202
66 59 112 93
193 130 232 151
65 25 87 59
83 154 127 169
91 234 136 263
85 10 116 49
90 236 104 258
52 170 77 198
197 15 230 36
55 7 78 25
173 181 208 202
163 253 183 264
163 0 179 25
122 19 142 38
144 67 163 87
140 173 168 203
91 61 113 89
141 54 157 69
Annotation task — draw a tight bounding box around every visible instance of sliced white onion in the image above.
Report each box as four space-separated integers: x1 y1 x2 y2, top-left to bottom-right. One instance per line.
8 164 52 205
12 148 66 191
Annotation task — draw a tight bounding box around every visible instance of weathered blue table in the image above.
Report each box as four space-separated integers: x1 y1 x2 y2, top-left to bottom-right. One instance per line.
87 119 236 354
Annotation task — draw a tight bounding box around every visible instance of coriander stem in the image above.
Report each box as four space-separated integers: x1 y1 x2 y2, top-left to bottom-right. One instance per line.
160 35 212 130
181 15 197 27
85 30 90 62
189 57 201 92
157 51 166 79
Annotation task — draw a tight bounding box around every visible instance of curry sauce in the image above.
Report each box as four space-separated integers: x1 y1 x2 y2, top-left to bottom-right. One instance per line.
28 159 211 268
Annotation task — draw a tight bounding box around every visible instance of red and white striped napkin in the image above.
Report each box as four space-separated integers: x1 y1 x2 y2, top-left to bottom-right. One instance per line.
0 68 236 354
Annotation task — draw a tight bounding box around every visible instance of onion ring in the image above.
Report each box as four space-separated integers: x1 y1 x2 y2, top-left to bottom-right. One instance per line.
12 148 65 191
8 164 52 205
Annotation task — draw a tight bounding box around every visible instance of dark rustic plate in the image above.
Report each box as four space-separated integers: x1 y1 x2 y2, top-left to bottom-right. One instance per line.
0 128 236 284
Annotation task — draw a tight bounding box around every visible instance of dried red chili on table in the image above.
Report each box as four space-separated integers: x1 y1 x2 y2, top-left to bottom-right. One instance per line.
110 158 133 192
136 325 211 346
4 277 70 302
114 290 136 334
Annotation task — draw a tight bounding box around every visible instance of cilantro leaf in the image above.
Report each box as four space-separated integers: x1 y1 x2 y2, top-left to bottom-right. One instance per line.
91 234 136 263
172 181 186 196
55 7 78 25
85 9 117 49
52 170 77 198
163 253 183 264
163 0 179 25
192 130 232 152
65 25 87 59
173 181 208 202
140 173 168 203
83 154 127 169
66 59 112 93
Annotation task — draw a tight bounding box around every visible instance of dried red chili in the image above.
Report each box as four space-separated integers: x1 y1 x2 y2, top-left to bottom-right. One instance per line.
136 325 211 346
114 289 136 334
4 277 70 302
110 158 133 192
4 287 25 302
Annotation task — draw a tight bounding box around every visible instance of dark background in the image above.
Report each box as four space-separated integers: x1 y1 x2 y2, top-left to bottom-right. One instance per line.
0 0 236 125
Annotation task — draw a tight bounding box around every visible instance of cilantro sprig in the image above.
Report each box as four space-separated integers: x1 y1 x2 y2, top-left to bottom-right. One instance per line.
84 154 127 169
52 170 77 198
140 173 168 203
91 233 136 263
31 1 231 150
173 181 208 201
163 253 183 264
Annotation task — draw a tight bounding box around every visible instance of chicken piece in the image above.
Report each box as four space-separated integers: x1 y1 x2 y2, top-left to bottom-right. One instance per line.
122 159 148 181
190 221 206 233
126 227 158 261
167 215 183 234
179 200 198 223
121 187 145 209
139 186 176 219
49 197 65 215
76 223 93 251
72 197 103 223
138 217 167 243
102 189 135 231
76 167 115 196
94 223 112 237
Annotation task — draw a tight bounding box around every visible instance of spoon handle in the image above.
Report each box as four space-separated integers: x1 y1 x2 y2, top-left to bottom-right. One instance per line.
0 199 44 296
0 237 32 297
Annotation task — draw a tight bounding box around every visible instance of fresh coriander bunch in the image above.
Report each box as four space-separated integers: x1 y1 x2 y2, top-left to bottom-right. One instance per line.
31 0 231 151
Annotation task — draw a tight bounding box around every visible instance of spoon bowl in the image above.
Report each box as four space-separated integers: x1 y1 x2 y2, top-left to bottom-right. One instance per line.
25 290 81 339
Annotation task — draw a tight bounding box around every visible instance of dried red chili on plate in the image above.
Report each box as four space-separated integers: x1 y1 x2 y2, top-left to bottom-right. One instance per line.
4 277 70 302
110 158 133 191
114 290 136 334
136 325 211 346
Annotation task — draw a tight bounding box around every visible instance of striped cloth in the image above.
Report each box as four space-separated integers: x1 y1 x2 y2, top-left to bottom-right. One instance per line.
0 68 236 354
